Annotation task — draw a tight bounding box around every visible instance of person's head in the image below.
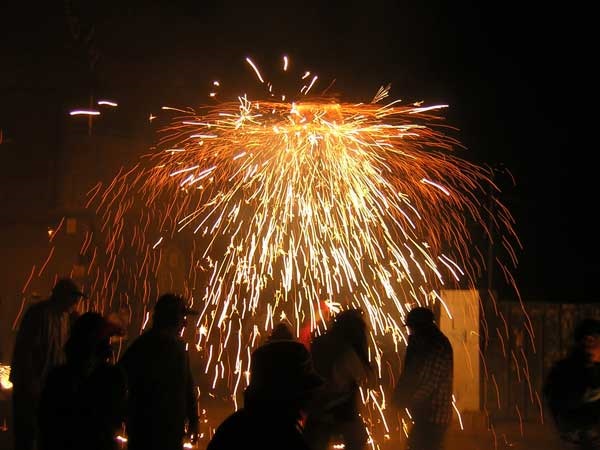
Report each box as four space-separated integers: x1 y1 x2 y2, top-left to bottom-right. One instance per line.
64 311 124 365
244 340 323 417
404 306 436 334
574 318 600 363
267 322 295 342
51 278 87 312
331 308 367 338
152 293 198 332
329 307 370 367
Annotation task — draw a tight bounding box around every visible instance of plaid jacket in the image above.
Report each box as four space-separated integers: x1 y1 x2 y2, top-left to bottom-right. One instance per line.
394 326 453 425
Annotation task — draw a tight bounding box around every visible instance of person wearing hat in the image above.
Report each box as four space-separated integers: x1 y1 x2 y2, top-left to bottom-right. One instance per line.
392 306 453 450
207 339 324 450
118 293 199 450
10 277 87 450
544 318 600 449
38 311 126 450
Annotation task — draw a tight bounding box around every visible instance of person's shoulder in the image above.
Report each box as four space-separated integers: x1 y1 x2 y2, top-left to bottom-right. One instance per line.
21 299 51 319
207 410 249 449
117 334 146 367
546 356 577 380
123 330 154 350
431 328 452 349
218 409 247 426
122 330 186 356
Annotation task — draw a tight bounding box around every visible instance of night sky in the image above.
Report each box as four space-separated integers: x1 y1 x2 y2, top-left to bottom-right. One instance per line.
1 1 595 302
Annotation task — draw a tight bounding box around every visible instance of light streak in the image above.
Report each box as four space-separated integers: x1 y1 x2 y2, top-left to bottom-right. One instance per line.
152 237 163 249
452 395 464 430
98 100 118 106
304 75 318 95
245 57 264 83
69 110 100 116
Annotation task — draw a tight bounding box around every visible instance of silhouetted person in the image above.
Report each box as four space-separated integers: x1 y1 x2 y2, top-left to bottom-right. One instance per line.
207 340 324 450
304 308 373 450
38 311 126 450
118 293 199 450
10 278 86 450
544 318 600 449
393 306 453 450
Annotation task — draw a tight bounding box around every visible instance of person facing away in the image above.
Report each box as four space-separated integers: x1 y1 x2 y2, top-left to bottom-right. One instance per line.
304 307 374 450
38 311 127 450
10 277 86 450
118 293 199 450
206 339 324 450
393 306 453 450
266 321 296 343
544 318 600 449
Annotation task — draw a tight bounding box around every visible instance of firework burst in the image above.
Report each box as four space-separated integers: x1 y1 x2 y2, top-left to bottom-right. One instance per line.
76 57 520 444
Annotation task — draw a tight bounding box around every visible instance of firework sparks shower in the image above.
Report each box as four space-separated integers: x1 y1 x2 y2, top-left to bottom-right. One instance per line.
52 56 520 445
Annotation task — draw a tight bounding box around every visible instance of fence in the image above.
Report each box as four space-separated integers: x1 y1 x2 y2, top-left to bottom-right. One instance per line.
482 300 600 422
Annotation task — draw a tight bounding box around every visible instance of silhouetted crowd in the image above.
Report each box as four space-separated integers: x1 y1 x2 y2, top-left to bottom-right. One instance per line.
9 277 459 450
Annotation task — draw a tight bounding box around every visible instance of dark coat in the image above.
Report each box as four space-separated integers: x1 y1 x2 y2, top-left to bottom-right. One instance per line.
207 406 311 450
118 328 198 450
38 362 127 450
10 299 73 396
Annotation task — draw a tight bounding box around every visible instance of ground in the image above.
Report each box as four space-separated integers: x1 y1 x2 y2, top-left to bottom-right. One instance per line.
0 392 565 450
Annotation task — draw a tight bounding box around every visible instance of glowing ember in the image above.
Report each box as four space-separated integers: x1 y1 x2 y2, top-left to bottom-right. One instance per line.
0 365 12 390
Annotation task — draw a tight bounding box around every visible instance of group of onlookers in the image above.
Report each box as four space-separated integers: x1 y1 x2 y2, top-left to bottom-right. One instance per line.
10 279 198 450
9 277 460 450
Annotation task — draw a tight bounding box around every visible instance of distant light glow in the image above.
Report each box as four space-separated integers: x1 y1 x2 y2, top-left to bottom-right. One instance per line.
0 365 12 390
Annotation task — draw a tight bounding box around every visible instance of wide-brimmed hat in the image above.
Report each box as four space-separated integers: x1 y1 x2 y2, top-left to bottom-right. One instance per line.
52 278 88 299
404 307 435 328
245 340 323 401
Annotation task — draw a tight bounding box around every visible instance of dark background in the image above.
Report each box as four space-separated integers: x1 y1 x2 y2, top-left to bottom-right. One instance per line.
0 1 594 303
